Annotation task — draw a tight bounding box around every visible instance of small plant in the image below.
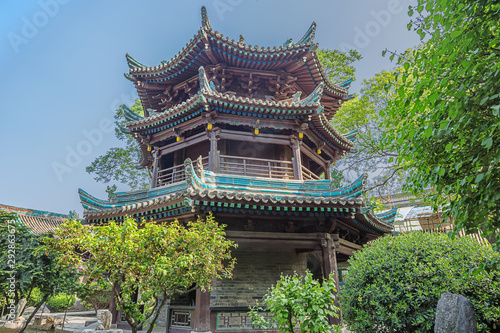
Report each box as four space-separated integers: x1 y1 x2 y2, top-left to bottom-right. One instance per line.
46 293 75 313
249 271 341 333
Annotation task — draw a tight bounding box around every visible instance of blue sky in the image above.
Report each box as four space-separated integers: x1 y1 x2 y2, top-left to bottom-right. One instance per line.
0 0 419 216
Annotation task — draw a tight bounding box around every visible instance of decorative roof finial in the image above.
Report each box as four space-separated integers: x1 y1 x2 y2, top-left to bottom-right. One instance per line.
199 66 217 94
201 6 211 30
283 38 293 47
297 21 316 45
125 53 145 69
239 34 245 44
300 82 324 106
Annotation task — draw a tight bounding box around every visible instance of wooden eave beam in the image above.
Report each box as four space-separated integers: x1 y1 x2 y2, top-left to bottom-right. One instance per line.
214 114 296 131
157 131 207 156
300 141 328 168
219 129 291 145
149 117 205 144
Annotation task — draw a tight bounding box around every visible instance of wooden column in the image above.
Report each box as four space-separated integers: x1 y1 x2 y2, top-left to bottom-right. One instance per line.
325 160 332 180
321 233 341 325
208 129 220 172
151 149 159 188
291 136 303 180
193 289 211 333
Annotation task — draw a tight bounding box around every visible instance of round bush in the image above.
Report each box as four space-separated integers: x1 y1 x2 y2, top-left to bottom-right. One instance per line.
46 293 76 312
341 232 500 333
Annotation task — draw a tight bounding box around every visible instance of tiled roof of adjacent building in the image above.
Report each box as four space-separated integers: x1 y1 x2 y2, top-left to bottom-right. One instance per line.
0 204 71 234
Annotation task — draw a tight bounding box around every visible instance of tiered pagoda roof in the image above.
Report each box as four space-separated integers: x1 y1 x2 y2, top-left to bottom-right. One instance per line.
123 7 354 161
79 7 394 241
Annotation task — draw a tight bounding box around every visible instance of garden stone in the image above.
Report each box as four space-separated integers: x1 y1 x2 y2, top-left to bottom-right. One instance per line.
14 299 27 320
97 309 112 329
435 293 477 333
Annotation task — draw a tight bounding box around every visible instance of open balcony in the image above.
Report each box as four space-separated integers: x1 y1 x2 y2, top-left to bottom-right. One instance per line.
154 155 320 188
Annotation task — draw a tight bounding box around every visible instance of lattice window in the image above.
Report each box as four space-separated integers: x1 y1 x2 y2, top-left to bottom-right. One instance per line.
171 310 192 327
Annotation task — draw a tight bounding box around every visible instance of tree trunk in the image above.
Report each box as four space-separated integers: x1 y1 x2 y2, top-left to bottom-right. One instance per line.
146 296 168 333
19 293 49 333
20 287 34 316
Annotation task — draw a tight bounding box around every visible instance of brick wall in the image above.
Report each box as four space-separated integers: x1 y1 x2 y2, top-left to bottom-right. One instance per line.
210 248 307 308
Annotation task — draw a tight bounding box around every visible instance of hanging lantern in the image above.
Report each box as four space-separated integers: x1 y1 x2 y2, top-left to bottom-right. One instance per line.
147 145 151 152
207 123 213 130
317 148 322 154
254 128 259 135
176 136 181 142
298 132 304 139
332 161 336 166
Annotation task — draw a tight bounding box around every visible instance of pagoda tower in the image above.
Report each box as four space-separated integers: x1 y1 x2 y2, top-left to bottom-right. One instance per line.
79 7 395 332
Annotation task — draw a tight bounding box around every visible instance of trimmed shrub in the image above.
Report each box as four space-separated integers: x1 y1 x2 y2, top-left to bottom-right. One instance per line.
46 293 76 313
341 232 500 333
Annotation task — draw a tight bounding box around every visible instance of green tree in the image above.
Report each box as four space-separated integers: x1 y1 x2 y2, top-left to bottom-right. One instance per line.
86 100 150 190
249 271 340 333
46 214 236 333
333 69 406 198
317 49 362 85
0 211 79 333
341 232 500 333
383 0 500 250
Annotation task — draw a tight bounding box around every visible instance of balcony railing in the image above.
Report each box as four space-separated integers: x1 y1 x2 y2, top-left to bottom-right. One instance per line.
219 155 294 179
301 165 321 180
156 156 208 187
156 155 324 186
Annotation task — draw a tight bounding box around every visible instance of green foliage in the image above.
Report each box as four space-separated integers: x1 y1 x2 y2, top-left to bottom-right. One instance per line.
333 69 406 197
249 271 340 333
0 212 78 306
46 214 236 333
76 281 112 313
86 99 150 190
46 293 75 313
317 49 362 85
383 0 500 251
341 232 500 333
26 288 43 307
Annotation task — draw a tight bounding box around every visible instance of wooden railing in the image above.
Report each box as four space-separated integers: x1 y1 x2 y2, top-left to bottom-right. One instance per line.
156 156 208 187
301 165 321 180
156 155 324 184
219 155 294 179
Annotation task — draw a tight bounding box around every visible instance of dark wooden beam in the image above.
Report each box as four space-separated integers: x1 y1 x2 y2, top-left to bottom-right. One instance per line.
220 129 291 146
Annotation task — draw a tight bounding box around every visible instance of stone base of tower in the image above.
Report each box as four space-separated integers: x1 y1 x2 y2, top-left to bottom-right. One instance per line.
166 233 346 333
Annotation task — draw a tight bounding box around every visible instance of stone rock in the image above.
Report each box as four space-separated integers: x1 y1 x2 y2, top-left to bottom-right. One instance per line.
14 299 27 320
97 309 112 330
81 330 123 333
85 319 98 327
0 317 25 332
435 293 477 333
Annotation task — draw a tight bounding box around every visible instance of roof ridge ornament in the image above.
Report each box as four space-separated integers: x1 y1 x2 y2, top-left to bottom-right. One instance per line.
123 105 144 122
125 53 145 69
199 66 217 94
283 38 293 48
297 21 316 45
300 82 324 106
201 6 211 30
